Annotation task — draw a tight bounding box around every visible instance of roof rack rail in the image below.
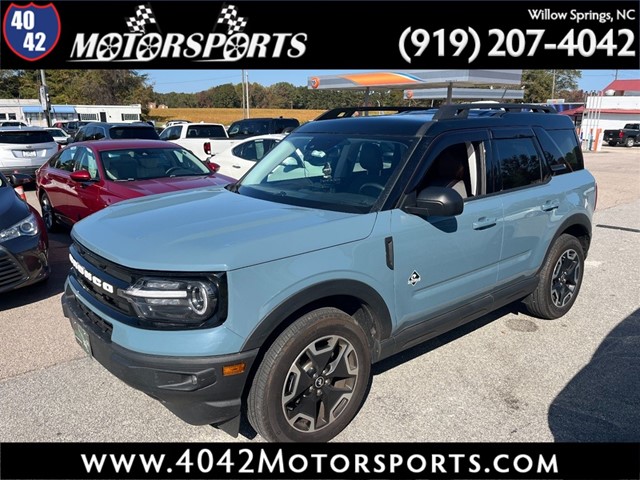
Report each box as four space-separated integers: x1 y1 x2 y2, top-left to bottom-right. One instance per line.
433 103 558 120
314 106 430 121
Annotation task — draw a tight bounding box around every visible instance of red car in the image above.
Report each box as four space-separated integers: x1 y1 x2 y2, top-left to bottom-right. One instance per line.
35 139 234 232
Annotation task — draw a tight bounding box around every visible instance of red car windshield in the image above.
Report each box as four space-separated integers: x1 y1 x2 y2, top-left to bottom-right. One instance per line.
100 148 210 181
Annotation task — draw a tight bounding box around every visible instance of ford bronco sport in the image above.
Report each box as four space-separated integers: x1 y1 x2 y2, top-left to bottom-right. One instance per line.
62 104 596 442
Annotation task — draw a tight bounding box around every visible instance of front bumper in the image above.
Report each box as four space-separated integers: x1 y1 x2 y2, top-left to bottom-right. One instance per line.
0 238 49 294
0 166 39 179
61 285 258 434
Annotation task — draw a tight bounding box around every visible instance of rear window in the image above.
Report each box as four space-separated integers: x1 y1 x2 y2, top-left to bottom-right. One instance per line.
186 125 227 138
0 131 54 144
228 120 270 137
108 126 159 140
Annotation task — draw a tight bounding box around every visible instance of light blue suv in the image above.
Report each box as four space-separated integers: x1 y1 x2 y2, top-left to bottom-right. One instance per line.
62 104 597 442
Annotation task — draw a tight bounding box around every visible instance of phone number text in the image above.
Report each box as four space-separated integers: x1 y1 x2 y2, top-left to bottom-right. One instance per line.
398 28 636 63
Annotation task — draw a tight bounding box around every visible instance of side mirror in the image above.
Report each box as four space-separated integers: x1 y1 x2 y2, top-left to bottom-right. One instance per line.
9 173 34 187
403 186 464 217
206 161 220 173
70 170 93 182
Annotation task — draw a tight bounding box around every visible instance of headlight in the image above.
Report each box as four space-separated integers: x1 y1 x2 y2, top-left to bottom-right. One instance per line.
120 278 218 325
0 213 39 243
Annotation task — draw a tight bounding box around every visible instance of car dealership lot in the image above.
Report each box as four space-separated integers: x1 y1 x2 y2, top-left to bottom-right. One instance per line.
1 146 638 442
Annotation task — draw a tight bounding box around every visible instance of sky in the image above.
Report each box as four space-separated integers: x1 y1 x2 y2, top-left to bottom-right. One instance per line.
140 69 640 95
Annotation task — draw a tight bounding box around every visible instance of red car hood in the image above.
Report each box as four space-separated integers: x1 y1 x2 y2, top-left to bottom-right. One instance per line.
108 174 233 198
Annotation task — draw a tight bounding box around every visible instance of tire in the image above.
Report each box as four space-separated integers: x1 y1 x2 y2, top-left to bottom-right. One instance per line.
625 137 635 148
608 141 617 147
524 234 585 320
247 307 371 442
39 192 62 233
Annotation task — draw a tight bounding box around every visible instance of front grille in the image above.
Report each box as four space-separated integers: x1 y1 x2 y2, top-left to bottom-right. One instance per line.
70 243 135 317
0 251 27 290
77 299 113 340
75 273 134 315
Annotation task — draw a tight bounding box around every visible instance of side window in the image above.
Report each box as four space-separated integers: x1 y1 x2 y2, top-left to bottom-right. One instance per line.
83 127 96 140
493 138 542 190
73 129 85 142
56 147 77 172
419 140 487 199
547 129 584 172
48 151 62 169
162 126 180 140
234 139 276 162
74 148 100 179
93 127 105 140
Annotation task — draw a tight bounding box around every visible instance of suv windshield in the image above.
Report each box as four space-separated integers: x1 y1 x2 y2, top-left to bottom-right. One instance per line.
0 131 54 144
108 126 159 140
238 133 417 213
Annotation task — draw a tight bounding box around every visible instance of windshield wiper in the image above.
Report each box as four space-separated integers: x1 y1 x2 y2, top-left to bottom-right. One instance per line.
225 182 240 193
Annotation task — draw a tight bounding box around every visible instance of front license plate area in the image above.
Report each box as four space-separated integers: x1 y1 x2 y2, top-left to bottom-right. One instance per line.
70 318 92 356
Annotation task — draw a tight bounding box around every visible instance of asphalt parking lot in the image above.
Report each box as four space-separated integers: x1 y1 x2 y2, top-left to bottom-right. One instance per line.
0 146 638 443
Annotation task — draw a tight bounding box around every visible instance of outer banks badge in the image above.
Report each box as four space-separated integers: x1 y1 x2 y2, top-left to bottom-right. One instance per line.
2 3 61 61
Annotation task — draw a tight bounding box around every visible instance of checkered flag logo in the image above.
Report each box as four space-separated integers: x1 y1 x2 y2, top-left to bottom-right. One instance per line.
216 4 248 35
126 4 157 33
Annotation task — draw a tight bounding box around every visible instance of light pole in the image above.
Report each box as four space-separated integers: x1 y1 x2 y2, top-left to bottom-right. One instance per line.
39 70 51 127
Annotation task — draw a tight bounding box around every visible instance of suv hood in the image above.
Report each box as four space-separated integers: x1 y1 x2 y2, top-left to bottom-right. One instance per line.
72 187 376 271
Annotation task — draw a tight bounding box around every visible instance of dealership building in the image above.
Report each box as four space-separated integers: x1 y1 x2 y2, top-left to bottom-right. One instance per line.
0 99 143 126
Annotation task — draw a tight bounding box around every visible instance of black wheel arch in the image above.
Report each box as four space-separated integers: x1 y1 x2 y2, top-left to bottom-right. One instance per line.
240 279 392 361
542 213 592 270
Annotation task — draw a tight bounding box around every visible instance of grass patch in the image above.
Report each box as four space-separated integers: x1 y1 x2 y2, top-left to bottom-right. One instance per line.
148 108 325 127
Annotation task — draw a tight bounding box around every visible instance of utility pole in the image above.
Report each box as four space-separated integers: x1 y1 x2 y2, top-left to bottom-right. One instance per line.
241 69 246 118
551 69 556 99
244 70 250 119
39 69 51 127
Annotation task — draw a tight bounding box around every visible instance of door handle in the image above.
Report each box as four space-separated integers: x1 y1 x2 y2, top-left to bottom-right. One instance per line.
473 217 497 230
542 200 560 211
232 164 241 168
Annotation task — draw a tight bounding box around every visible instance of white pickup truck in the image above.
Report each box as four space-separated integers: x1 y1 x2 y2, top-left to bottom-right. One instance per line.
159 122 238 160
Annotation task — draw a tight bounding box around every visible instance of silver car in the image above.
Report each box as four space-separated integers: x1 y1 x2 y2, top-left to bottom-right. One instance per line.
0 127 59 178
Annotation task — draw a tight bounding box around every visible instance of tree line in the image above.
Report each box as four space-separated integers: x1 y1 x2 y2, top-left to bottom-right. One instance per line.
0 69 583 113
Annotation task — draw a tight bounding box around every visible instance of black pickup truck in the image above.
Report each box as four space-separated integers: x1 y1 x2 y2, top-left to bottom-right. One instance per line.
603 123 640 147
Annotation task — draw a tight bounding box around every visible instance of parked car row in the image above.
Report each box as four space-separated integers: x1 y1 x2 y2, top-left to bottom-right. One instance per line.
36 140 235 232
1 115 300 293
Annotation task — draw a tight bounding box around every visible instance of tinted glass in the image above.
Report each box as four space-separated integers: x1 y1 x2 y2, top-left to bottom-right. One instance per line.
108 126 159 140
46 128 67 137
547 129 584 171
494 138 542 190
186 125 227 138
228 120 270 137
233 138 280 162
0 131 54 144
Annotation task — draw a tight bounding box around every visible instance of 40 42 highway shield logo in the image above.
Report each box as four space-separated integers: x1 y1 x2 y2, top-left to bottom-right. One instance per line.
2 2 61 61
69 2 307 62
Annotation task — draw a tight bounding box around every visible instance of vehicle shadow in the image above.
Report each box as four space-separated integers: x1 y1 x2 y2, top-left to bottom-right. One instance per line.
0 230 72 310
548 308 640 441
372 302 525 375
